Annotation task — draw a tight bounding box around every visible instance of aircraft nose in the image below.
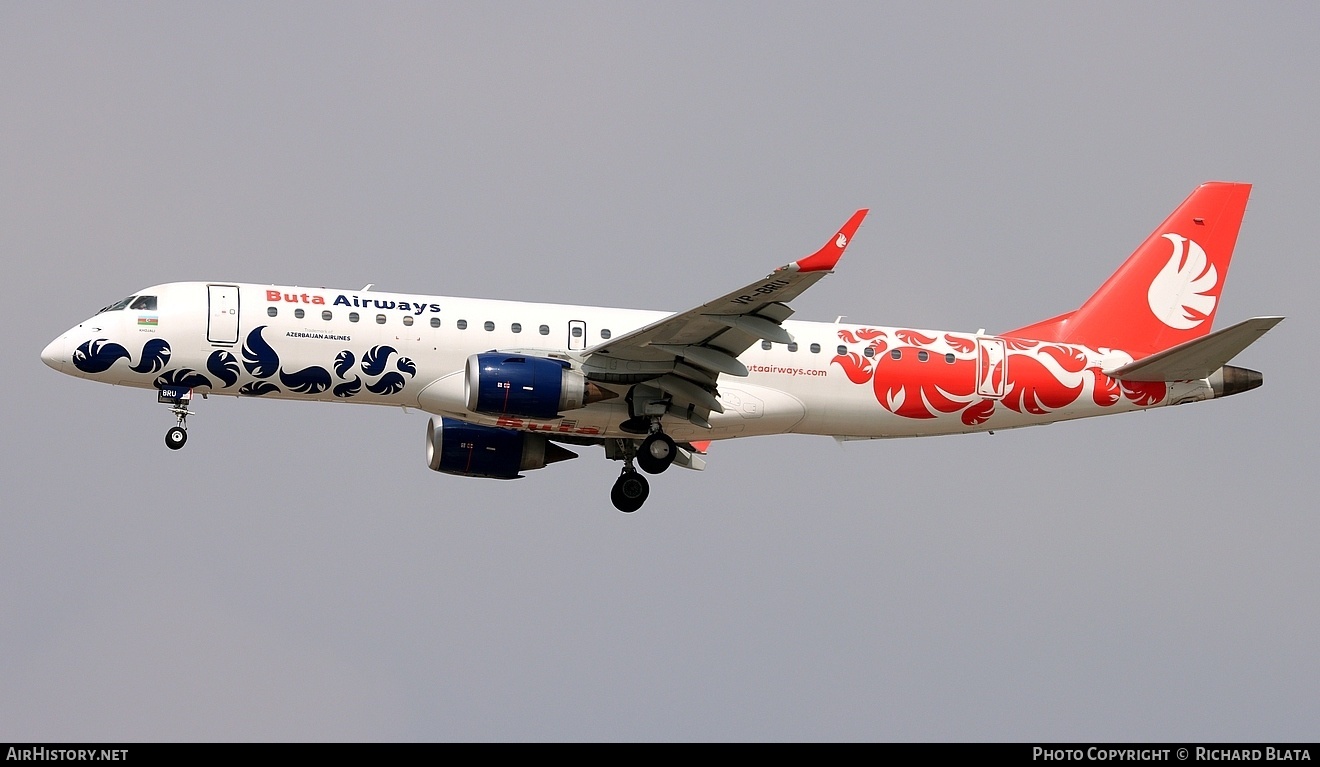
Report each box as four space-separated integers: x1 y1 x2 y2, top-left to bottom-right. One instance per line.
41 334 67 371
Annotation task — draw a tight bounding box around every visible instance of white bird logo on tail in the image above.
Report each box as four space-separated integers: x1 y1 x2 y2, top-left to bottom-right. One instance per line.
1147 233 1218 330
835 233 848 248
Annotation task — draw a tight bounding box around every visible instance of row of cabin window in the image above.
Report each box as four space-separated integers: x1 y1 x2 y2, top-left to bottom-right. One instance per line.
760 339 956 363
266 306 614 339
265 306 955 362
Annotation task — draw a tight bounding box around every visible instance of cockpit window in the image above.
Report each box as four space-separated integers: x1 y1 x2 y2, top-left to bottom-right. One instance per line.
98 296 136 314
129 296 157 311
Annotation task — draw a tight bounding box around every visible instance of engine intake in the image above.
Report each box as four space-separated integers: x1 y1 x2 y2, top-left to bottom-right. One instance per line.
465 353 614 419
426 417 576 479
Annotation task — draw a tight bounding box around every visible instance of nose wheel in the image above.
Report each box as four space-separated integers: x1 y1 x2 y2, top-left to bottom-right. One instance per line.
165 426 188 450
159 386 194 450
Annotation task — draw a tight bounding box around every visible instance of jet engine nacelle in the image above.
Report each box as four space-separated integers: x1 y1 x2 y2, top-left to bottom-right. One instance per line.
465 353 613 419
426 416 576 479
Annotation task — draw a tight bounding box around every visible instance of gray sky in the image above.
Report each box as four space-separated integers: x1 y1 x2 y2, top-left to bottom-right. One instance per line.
2 1 1316 741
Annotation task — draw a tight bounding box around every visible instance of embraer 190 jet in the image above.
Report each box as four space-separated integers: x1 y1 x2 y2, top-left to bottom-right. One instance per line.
42 182 1280 512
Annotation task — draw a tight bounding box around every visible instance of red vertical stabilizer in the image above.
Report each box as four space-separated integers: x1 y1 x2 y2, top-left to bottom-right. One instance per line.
1006 182 1251 357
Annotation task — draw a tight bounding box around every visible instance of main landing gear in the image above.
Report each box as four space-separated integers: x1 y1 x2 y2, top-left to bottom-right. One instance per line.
637 430 677 475
611 467 649 513
159 387 194 451
608 418 679 513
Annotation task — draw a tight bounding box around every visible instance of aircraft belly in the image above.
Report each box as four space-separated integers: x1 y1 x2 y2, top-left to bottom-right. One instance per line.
698 382 806 439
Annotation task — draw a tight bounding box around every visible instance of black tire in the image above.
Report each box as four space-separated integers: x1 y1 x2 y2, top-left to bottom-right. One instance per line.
636 432 677 475
165 426 188 450
610 471 649 513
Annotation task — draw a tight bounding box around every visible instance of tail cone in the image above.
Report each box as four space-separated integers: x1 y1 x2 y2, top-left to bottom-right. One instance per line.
1210 365 1263 398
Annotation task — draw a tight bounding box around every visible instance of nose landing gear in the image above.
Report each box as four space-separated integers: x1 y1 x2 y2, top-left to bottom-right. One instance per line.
158 386 194 451
165 425 188 449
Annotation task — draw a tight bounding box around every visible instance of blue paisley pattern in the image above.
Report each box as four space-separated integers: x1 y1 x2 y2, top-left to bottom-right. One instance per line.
207 350 240 388
361 345 397 376
366 372 407 395
156 368 212 390
129 339 172 374
239 381 280 397
279 365 332 394
72 340 130 374
68 325 420 400
334 350 356 378
333 377 362 398
242 326 280 378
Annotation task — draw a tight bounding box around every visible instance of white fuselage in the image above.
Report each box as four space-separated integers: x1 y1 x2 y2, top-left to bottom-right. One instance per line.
43 281 1215 443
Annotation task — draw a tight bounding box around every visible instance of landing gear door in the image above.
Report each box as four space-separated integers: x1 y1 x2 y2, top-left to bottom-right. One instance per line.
976 337 1007 398
568 320 587 351
208 284 240 345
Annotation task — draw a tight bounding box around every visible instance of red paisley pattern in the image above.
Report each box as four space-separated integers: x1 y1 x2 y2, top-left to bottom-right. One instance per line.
874 349 978 419
961 398 996 426
837 328 886 344
1001 352 1084 415
895 329 938 346
944 334 975 354
1038 345 1088 374
1091 369 1122 407
831 329 1173 423
833 352 874 384
1121 380 1167 406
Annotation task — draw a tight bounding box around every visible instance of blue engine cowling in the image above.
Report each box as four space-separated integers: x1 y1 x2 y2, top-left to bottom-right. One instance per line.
465 353 593 419
426 417 576 479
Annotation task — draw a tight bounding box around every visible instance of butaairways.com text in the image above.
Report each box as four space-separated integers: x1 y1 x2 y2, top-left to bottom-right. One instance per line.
1033 747 1310 761
745 365 828 377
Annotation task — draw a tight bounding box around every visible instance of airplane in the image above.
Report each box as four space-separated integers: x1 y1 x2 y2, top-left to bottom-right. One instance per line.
41 182 1281 512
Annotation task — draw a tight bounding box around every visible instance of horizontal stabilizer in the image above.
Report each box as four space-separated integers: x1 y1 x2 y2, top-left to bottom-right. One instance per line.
1105 316 1284 382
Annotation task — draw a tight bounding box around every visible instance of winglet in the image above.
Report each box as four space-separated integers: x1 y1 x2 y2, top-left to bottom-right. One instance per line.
792 209 869 273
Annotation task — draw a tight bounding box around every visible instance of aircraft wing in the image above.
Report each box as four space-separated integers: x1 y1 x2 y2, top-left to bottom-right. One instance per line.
581 209 868 421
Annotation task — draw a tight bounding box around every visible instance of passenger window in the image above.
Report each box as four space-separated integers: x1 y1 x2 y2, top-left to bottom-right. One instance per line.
512 323 522 333
945 353 955 364
761 340 772 351
267 307 278 318
294 308 305 319
601 329 612 340
376 314 386 324
918 351 929 362
539 325 549 335
891 349 902 360
484 321 495 331
787 342 798 352
571 326 583 338
430 317 441 328
810 343 820 354
130 296 157 311
349 312 360 323
403 315 414 326
457 320 468 330
837 345 847 355
322 310 332 321
864 346 874 358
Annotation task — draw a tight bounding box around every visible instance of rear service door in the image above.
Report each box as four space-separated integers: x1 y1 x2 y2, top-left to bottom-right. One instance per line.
976 337 1007 398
